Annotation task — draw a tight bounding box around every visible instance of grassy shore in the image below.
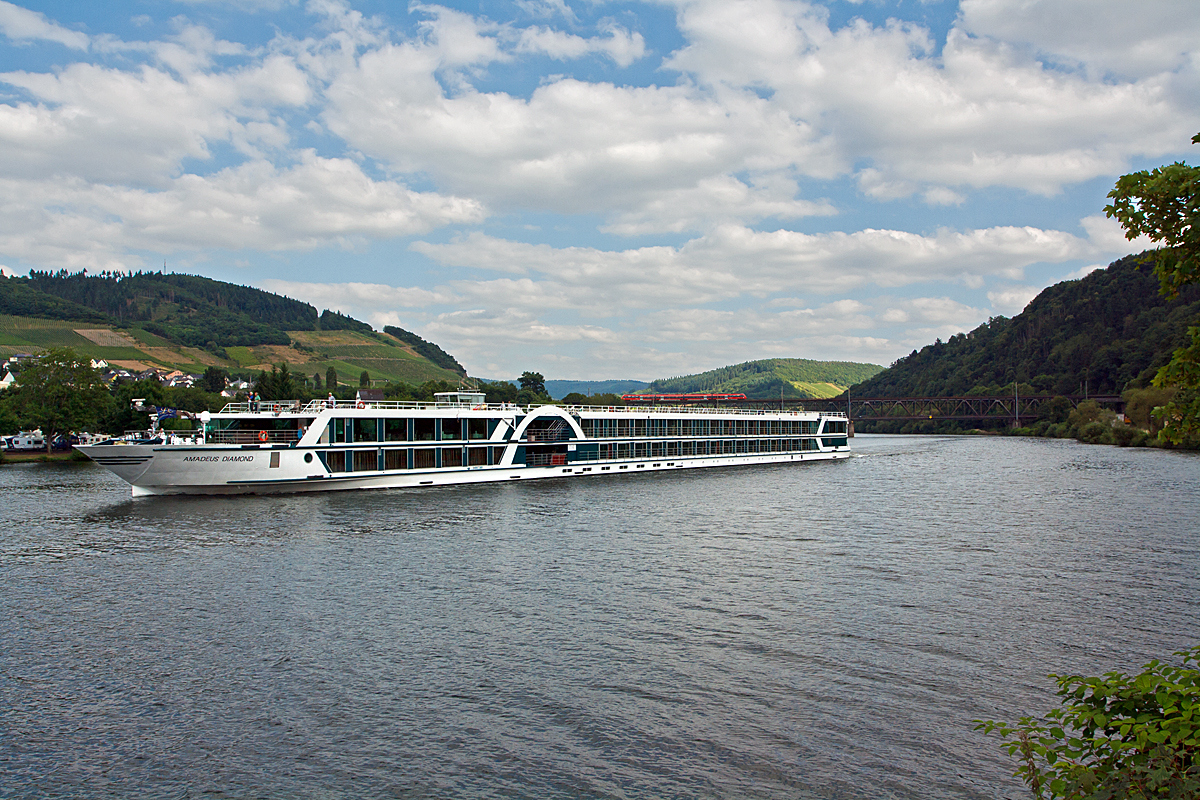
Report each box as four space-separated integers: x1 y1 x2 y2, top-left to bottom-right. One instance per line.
0 450 91 463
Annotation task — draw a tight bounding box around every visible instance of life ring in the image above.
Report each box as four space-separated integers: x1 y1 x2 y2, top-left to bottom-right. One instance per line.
356 400 365 409
258 430 269 443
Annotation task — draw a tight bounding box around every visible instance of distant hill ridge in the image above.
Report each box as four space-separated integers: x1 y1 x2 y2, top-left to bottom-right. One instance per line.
645 358 885 400
848 252 1200 399
0 270 467 385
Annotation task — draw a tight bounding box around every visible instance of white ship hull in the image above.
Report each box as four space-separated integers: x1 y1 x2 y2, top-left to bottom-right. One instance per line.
78 396 851 496
77 444 850 496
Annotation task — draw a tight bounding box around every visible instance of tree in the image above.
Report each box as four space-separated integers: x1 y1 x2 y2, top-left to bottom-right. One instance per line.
326 366 337 392
11 348 111 452
977 647 1200 799
1105 132 1200 446
480 380 518 404
276 363 296 399
200 366 228 393
518 371 546 396
255 368 274 400
359 370 370 388
312 372 322 391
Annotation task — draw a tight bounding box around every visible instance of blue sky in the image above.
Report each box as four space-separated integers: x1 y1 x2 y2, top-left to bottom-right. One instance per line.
1 0 1198 379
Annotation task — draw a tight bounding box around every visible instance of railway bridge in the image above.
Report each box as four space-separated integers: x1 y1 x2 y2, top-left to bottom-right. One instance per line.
749 394 1123 427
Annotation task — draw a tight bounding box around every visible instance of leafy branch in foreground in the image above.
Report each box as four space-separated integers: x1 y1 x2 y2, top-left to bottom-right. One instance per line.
976 646 1200 799
1106 132 1200 446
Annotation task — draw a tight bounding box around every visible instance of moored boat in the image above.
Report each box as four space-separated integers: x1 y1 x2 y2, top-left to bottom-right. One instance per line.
76 391 850 496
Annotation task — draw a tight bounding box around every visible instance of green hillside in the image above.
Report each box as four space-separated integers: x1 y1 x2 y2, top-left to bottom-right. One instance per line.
645 358 885 399
0 271 467 386
849 252 1200 399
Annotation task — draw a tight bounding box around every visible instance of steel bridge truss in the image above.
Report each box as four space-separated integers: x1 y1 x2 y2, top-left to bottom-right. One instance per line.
797 395 1122 423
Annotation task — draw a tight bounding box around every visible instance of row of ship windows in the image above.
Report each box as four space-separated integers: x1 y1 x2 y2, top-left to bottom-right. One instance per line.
596 438 844 458
318 438 849 473
318 417 848 444
581 419 844 437
326 417 492 444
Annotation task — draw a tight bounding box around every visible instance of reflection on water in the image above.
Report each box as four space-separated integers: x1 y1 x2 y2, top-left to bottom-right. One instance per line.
2 436 1199 799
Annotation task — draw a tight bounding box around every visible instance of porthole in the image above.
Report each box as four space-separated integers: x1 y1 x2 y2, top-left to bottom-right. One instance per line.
304 452 313 463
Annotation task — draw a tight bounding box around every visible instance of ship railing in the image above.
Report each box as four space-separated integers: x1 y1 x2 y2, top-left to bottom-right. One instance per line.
525 452 569 467
216 399 851 418
206 430 300 445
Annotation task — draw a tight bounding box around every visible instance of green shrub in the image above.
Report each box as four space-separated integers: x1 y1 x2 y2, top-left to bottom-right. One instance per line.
1077 421 1115 444
977 646 1200 799
1112 425 1138 447
1047 422 1072 439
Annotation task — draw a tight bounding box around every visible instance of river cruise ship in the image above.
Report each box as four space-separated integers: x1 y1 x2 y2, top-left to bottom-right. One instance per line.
77 391 851 496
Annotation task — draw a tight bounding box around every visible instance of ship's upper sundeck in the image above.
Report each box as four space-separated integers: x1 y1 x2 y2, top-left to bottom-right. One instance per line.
216 398 846 419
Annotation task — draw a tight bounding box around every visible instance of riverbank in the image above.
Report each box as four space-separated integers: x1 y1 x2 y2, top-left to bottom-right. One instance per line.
0 450 90 463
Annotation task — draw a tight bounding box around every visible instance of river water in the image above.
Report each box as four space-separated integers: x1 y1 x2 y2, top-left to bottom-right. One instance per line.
2 435 1198 799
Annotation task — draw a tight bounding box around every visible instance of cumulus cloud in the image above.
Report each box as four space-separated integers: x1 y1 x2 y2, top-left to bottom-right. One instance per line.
412 222 1092 316
664 0 1199 200
515 23 646 67
0 154 483 267
958 0 1200 80
986 286 1040 315
0 1 88 50
0 56 310 186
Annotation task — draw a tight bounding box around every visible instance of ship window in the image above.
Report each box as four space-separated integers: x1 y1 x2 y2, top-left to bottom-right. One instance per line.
467 419 488 440
385 449 407 470
414 419 436 441
353 450 377 471
270 452 280 468
354 419 379 443
325 450 346 472
439 419 460 440
442 447 464 467
304 452 313 463
331 418 348 444
413 448 435 468
468 447 488 466
384 418 408 442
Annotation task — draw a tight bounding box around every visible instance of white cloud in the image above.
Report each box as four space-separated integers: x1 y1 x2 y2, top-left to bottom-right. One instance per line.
1079 213 1156 254
1062 263 1105 281
986 285 1039 315
413 223 1090 316
958 0 1200 80
0 1 88 50
514 23 646 67
0 56 311 186
258 279 457 315
0 153 484 267
664 0 1200 200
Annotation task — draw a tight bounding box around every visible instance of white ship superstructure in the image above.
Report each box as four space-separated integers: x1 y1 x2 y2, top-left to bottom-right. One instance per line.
77 392 851 496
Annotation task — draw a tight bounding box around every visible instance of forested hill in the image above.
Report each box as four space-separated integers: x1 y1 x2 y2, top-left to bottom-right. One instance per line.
383 325 466 376
0 270 386 349
646 358 884 399
849 253 1200 398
